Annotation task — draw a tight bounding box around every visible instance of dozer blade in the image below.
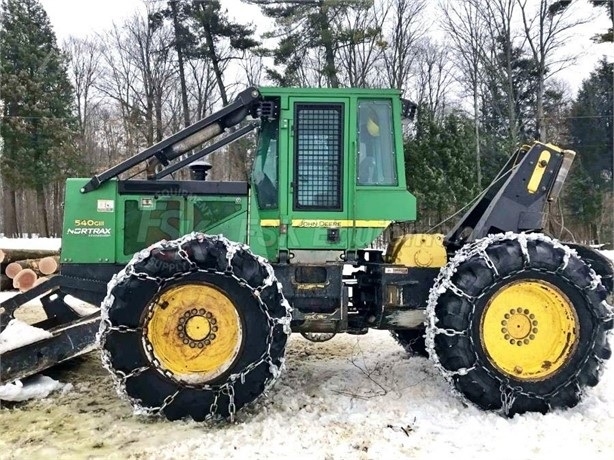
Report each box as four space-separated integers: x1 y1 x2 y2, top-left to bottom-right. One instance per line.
0 275 103 384
0 313 100 384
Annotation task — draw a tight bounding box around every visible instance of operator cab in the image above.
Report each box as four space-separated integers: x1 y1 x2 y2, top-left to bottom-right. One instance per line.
248 88 416 263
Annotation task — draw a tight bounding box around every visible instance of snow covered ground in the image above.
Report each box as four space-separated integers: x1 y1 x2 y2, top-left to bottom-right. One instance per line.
0 241 613 458
0 331 613 459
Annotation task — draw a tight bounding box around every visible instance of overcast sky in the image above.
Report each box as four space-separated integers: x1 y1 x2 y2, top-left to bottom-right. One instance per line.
40 0 261 39
39 0 613 95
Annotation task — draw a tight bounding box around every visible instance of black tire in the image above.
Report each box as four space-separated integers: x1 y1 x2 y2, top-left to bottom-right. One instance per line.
390 328 428 357
426 233 612 416
98 233 291 421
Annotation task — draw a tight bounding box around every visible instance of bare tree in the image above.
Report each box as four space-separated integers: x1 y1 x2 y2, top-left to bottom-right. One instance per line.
335 2 387 87
482 0 522 145
64 36 102 137
186 57 218 121
64 35 104 175
517 0 592 140
239 50 266 87
440 0 489 187
414 39 454 119
381 0 427 93
97 13 177 153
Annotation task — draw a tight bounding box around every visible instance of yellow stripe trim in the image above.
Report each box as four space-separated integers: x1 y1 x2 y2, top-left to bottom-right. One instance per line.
527 150 551 194
260 219 281 227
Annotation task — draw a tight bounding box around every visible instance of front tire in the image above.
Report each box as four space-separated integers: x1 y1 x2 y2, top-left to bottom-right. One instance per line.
98 233 291 421
426 233 612 416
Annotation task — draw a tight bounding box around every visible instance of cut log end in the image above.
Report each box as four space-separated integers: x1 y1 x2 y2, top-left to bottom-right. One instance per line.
13 269 38 292
39 256 59 275
5 262 23 279
0 249 5 264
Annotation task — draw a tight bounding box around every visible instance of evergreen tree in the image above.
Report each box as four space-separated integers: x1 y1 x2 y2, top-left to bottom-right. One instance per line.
192 0 259 104
404 107 480 228
0 0 81 236
568 59 613 184
590 0 613 42
249 0 366 87
565 59 613 243
150 0 259 106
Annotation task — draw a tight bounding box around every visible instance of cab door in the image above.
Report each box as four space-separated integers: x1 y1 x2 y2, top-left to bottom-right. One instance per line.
285 98 351 253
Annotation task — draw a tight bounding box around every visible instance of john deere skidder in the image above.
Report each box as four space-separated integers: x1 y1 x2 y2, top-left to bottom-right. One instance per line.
1 87 613 420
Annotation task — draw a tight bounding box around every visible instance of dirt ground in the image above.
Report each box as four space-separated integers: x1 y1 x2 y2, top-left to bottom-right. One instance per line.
0 323 378 460
0 351 209 459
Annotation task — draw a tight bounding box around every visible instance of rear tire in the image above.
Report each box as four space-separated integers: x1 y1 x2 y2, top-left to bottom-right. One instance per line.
98 233 291 421
426 233 613 416
391 328 428 357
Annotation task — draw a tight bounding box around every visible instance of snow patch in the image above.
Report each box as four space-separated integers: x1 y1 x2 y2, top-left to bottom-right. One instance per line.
64 295 100 316
0 376 68 402
387 309 426 328
0 237 61 251
0 318 53 354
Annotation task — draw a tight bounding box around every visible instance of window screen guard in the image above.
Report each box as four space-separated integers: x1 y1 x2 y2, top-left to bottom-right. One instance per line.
294 104 343 210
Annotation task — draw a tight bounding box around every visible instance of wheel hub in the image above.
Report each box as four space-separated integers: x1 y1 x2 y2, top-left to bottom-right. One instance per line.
480 279 578 381
143 283 243 384
501 308 538 344
178 309 218 347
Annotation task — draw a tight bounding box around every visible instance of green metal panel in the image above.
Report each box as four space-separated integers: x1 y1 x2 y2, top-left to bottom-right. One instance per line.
190 195 248 244
285 96 351 250
118 196 184 263
61 179 117 264
114 193 249 265
247 198 280 261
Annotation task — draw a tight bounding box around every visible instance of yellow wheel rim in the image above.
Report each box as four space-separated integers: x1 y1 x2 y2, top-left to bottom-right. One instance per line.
144 282 243 384
480 279 578 381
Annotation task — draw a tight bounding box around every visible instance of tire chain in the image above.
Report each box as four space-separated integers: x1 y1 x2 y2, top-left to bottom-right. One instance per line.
425 232 614 416
97 232 292 422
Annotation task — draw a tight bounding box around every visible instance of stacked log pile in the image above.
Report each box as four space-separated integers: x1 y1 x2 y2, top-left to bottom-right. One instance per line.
0 249 60 292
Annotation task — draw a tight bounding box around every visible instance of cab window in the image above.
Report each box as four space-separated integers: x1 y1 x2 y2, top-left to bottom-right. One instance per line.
252 121 279 209
357 100 397 186
294 104 343 210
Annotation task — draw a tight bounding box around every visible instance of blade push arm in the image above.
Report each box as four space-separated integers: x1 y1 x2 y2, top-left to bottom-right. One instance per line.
445 142 576 249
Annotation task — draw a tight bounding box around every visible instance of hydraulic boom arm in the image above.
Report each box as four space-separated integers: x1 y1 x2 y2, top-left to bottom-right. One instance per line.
80 87 263 193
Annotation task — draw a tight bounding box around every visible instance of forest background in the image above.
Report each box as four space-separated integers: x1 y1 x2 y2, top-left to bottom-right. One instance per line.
0 0 612 247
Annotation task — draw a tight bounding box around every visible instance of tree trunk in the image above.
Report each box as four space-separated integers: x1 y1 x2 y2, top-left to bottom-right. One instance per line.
36 186 50 237
0 248 59 264
319 4 339 88
4 262 23 279
473 77 481 189
3 256 58 276
13 268 37 292
53 181 63 236
2 180 19 237
170 0 191 128
535 73 545 140
202 23 228 106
